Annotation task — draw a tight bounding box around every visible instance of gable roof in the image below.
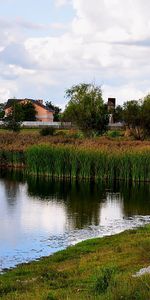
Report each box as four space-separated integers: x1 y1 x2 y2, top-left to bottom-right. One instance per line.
5 98 54 113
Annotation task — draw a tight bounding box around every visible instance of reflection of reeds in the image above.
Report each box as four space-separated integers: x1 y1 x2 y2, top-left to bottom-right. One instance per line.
26 145 150 182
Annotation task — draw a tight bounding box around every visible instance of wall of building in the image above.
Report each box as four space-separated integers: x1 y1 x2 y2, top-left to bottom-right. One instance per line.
34 104 53 122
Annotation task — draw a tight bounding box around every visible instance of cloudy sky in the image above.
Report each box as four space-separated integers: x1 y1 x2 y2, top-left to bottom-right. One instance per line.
0 0 150 108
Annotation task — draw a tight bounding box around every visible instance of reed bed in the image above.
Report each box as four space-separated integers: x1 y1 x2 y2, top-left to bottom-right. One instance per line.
26 144 150 182
0 149 24 167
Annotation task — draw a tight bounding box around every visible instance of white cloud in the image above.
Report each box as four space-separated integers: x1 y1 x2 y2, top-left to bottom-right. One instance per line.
55 0 70 8
0 81 18 102
1 0 150 105
103 84 148 105
72 0 150 42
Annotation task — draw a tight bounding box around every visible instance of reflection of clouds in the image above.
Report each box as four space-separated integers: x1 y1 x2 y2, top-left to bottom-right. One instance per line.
100 193 124 226
0 182 67 248
20 198 67 234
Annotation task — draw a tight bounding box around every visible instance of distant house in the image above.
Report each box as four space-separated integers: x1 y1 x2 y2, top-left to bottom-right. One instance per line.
5 98 54 122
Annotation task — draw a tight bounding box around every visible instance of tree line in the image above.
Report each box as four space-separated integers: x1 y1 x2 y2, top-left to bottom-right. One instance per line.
0 83 149 139
62 83 150 139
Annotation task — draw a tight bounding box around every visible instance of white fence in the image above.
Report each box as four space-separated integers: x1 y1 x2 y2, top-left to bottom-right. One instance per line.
22 121 61 128
0 121 72 128
108 122 124 129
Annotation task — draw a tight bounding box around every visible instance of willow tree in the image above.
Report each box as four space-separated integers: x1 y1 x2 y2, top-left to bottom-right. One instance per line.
63 83 109 136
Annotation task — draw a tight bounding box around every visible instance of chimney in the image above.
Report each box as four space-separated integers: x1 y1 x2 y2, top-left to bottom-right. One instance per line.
107 98 116 112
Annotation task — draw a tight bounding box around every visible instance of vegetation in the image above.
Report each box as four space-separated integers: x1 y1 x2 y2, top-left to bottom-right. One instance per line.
22 101 37 121
63 83 109 137
0 128 149 150
112 95 150 139
0 225 150 299
3 101 24 132
3 100 37 131
0 129 149 182
26 144 150 181
0 103 5 119
40 127 56 136
46 101 61 121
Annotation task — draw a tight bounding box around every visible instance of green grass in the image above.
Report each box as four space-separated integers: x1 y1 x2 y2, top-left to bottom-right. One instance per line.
26 144 150 182
0 144 149 181
0 225 150 299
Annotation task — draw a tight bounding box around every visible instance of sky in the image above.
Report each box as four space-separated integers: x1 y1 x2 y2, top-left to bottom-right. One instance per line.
0 0 150 108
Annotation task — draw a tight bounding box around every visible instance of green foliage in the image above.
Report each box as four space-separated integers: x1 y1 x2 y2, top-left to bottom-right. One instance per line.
45 293 57 300
0 225 150 299
93 266 118 294
113 105 124 123
22 101 37 121
141 94 150 136
26 145 150 181
0 103 5 119
123 97 150 139
46 101 61 121
123 100 141 128
107 130 122 138
40 127 56 136
63 83 109 137
0 150 24 166
3 101 24 132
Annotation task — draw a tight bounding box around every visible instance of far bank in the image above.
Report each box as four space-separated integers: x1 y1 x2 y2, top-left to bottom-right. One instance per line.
0 130 150 182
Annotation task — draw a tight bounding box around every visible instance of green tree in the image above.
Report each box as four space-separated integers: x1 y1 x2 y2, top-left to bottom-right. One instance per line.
123 100 142 139
63 83 109 136
46 101 61 121
0 103 5 119
4 101 24 132
141 95 150 136
22 101 37 121
113 105 124 123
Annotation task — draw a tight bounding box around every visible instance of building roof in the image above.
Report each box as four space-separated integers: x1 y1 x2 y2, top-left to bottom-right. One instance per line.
5 98 54 113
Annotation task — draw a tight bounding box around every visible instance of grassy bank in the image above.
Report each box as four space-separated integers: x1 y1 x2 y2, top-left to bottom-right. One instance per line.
0 225 150 299
0 129 150 152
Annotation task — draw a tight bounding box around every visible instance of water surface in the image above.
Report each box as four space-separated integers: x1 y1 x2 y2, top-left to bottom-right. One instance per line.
0 170 150 271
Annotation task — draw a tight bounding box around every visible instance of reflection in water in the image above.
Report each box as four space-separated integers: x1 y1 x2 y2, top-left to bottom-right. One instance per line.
0 169 150 271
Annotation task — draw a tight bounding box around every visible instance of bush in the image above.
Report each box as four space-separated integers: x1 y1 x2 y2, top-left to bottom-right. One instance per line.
40 127 56 136
107 130 122 138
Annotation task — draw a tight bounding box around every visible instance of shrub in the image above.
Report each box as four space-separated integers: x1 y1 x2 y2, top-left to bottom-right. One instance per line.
107 130 122 138
40 127 56 136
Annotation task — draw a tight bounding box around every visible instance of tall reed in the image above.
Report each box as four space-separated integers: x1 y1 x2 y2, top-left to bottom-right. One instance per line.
26 145 150 182
0 150 24 167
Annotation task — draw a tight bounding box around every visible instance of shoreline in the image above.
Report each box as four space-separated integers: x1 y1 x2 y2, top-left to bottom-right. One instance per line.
0 224 150 299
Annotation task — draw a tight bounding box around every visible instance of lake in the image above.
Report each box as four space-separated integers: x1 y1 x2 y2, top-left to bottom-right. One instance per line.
0 170 150 271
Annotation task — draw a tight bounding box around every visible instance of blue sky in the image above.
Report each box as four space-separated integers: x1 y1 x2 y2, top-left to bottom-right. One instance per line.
0 0 150 108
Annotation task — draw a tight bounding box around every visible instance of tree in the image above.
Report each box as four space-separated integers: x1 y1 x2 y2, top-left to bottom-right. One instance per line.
63 83 109 136
123 97 150 139
46 101 61 121
123 100 143 139
113 105 124 123
3 101 24 132
141 95 150 136
22 101 36 121
0 103 5 119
